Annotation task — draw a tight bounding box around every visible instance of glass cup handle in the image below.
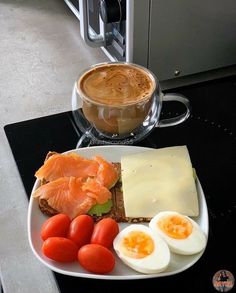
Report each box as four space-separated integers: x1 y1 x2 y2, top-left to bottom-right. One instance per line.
157 93 191 128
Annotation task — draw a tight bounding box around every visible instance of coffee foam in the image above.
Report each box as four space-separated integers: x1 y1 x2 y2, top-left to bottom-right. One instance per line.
78 64 155 106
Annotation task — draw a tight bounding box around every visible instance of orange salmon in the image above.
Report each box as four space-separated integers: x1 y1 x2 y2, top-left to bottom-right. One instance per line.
93 156 119 189
33 177 111 219
35 153 99 182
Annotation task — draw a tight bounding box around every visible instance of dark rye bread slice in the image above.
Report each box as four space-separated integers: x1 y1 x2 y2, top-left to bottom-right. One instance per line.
91 163 151 223
37 153 151 223
38 161 121 218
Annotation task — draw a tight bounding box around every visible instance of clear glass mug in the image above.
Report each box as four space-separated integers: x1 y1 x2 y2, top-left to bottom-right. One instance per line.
72 62 190 147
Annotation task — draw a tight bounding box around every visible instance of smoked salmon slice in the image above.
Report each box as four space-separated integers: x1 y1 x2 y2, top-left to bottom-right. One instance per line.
93 156 119 189
33 151 120 219
35 153 99 182
82 177 112 204
33 177 111 219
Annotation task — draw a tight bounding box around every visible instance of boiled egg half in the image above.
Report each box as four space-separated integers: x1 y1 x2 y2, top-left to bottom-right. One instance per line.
149 211 207 255
113 224 170 274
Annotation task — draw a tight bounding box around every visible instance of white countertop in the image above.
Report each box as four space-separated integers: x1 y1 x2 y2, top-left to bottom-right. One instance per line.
0 1 106 292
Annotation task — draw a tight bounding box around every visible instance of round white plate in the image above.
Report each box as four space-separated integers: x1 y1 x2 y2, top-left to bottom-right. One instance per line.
27 145 209 280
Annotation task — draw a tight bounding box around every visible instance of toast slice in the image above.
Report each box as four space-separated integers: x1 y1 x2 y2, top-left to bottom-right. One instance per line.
36 153 150 223
91 175 151 223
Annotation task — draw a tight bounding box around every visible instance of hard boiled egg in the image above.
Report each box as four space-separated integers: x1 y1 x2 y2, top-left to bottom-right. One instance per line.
149 211 207 255
113 224 170 274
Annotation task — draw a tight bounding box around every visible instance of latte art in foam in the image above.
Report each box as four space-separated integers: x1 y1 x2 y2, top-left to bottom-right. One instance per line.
78 64 155 106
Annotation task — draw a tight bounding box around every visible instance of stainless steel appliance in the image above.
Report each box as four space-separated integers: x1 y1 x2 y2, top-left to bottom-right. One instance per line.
64 0 236 89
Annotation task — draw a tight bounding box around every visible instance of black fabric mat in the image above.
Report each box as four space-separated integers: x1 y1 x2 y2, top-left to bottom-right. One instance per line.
4 75 236 293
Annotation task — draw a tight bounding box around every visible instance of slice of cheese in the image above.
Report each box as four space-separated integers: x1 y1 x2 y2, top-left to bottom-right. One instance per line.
121 146 199 218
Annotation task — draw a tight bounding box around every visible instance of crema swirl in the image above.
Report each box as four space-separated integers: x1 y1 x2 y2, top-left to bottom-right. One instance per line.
78 64 155 106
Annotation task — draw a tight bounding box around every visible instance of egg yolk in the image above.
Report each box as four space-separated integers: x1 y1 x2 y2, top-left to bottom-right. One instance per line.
158 215 193 239
121 231 154 259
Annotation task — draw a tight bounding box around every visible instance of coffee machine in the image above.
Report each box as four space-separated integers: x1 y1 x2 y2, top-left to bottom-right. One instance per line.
64 0 236 89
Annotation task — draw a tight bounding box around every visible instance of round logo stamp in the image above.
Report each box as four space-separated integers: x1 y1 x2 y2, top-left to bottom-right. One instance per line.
212 270 235 292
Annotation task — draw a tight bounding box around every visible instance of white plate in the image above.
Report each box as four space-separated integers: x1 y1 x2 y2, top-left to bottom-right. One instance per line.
28 145 209 280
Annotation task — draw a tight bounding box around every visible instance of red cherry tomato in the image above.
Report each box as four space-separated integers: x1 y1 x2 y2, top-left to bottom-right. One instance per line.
90 218 119 248
41 214 71 241
42 237 78 262
78 244 115 274
67 215 94 248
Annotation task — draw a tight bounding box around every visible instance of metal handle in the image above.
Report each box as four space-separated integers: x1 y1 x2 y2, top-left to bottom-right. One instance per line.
157 93 191 127
79 0 106 47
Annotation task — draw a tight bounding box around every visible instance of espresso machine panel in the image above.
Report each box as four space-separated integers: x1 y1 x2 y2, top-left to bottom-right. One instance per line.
65 0 236 89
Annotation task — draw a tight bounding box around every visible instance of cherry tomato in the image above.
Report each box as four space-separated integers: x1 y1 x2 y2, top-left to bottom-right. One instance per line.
41 214 71 241
90 218 119 248
67 215 94 248
78 244 115 274
42 237 78 262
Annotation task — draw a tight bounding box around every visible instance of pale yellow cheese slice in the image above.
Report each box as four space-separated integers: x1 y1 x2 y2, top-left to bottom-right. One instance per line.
121 146 199 217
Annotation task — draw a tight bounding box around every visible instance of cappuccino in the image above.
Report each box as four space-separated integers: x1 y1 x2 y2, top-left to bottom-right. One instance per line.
76 63 156 136
73 62 191 145
78 63 155 106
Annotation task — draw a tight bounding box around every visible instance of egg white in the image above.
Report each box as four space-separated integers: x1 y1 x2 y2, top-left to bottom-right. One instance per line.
149 211 207 255
113 224 170 274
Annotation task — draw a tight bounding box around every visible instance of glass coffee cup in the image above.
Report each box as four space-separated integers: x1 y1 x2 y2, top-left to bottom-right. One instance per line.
72 62 190 146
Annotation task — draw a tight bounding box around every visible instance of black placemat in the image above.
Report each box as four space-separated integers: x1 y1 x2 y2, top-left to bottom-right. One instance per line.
4 76 236 293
